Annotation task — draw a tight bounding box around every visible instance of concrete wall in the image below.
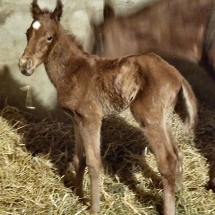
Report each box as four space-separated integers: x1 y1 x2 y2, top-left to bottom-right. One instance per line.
0 0 152 120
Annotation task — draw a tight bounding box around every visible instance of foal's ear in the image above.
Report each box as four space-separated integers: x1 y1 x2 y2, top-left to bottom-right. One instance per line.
51 0 63 22
31 0 42 19
104 1 115 20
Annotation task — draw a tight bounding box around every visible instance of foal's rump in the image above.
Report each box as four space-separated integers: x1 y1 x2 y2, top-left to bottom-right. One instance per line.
131 53 198 130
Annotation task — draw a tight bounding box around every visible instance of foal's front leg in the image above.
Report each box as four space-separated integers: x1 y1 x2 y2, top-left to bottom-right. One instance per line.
74 114 102 213
73 123 86 198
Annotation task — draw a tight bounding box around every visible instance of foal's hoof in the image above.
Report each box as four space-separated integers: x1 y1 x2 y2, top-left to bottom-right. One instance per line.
91 206 100 214
91 212 99 214
91 210 100 214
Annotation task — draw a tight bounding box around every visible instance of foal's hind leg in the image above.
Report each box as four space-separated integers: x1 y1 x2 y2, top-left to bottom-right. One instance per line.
143 120 181 215
164 114 184 191
131 106 182 215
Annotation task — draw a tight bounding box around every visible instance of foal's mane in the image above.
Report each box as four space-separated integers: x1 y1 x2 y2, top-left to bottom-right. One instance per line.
67 33 85 52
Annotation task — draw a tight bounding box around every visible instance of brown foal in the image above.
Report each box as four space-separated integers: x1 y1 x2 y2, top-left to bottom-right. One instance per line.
19 1 198 214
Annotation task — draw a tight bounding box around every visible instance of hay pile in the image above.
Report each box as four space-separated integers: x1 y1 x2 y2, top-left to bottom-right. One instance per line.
0 104 215 215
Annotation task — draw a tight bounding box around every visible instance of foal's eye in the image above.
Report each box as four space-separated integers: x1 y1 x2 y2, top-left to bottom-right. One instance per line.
47 36 53 42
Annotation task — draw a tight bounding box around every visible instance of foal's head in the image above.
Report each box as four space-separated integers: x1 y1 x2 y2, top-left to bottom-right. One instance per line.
19 0 63 76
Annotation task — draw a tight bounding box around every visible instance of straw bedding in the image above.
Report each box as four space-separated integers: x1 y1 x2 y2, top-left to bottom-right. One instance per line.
0 102 215 215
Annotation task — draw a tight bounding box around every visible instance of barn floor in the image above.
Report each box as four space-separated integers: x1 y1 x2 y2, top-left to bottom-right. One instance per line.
1 103 215 215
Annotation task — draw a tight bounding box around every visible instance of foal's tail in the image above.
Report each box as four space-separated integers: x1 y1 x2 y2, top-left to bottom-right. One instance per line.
181 78 198 131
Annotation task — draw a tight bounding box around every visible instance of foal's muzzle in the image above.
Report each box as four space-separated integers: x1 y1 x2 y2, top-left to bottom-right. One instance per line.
18 58 34 76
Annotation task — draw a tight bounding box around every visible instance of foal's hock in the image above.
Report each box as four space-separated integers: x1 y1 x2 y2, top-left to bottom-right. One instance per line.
19 0 198 214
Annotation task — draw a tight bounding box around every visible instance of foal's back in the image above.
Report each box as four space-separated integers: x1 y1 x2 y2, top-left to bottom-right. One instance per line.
87 53 187 116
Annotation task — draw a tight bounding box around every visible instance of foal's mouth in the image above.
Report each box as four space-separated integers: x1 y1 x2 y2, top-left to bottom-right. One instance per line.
21 69 34 76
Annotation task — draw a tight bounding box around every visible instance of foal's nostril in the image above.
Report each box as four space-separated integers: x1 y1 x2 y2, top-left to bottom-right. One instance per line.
19 58 32 69
19 58 27 67
27 59 32 69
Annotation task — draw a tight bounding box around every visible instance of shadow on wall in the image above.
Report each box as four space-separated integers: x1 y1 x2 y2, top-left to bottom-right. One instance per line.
0 65 67 121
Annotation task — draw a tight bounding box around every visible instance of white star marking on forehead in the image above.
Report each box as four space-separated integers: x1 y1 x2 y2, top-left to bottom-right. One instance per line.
32 21 41 30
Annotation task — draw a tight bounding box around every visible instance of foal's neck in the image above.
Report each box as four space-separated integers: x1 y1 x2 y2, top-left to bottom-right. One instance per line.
44 25 87 88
